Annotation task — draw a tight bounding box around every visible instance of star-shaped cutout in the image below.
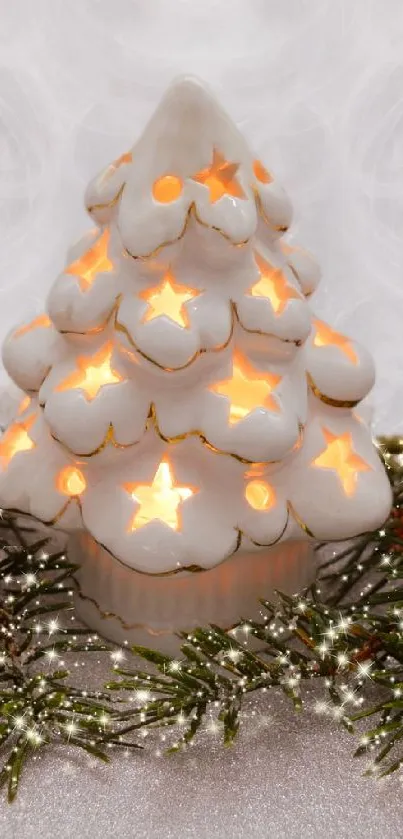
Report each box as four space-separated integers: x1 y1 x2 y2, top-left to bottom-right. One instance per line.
139 270 199 328
312 427 371 496
249 252 302 315
210 353 282 425
191 148 245 204
55 341 123 401
65 228 113 291
313 319 358 365
123 457 197 532
14 314 51 339
0 413 36 467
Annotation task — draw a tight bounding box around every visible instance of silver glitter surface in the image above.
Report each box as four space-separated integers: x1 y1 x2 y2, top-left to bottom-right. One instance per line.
1 672 402 839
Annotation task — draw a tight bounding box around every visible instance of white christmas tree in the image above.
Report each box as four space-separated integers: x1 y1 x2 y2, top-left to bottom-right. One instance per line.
0 76 391 578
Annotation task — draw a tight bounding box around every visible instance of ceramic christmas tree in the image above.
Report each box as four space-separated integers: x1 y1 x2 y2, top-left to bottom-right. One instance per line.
0 77 391 648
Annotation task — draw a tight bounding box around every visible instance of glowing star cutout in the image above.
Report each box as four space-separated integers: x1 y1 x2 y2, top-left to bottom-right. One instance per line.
55 341 123 401
253 159 272 184
210 353 282 425
57 466 86 497
191 148 245 203
312 428 371 496
123 458 197 532
14 314 51 339
249 252 302 315
17 396 31 416
139 271 199 328
0 414 36 467
245 479 276 511
65 228 113 291
313 319 358 365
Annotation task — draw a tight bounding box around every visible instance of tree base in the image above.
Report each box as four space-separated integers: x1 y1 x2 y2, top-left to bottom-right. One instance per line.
71 532 317 654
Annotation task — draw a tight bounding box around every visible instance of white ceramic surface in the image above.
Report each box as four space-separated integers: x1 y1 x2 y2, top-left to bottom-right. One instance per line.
72 531 316 652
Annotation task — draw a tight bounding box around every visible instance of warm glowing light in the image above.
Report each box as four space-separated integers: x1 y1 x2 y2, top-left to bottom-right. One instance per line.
191 148 245 203
210 353 282 425
65 228 113 291
55 341 123 401
152 175 183 203
0 414 36 467
245 479 276 511
14 314 51 339
312 427 371 496
123 458 196 532
17 396 31 416
253 159 272 184
112 151 132 169
139 270 199 328
313 319 358 365
249 251 302 314
57 466 86 497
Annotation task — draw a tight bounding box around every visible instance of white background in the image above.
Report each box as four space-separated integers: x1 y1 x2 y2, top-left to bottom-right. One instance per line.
1 0 402 432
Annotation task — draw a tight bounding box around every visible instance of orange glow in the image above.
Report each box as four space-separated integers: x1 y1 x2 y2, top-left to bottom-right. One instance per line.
250 251 302 314
139 270 199 328
253 159 272 184
191 148 245 203
123 458 197 532
55 341 123 401
312 427 371 496
0 414 36 467
65 228 113 291
245 479 275 511
210 353 282 425
17 396 31 416
152 175 183 203
57 465 86 497
112 151 132 169
14 314 51 339
313 319 358 365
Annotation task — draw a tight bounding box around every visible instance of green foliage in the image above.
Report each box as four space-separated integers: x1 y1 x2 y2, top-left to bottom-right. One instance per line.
1 437 403 800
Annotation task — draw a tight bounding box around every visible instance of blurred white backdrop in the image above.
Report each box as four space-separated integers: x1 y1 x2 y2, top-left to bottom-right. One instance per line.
0 0 402 431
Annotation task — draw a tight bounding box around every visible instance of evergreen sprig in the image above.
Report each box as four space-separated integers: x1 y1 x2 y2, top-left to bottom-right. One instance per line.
1 437 403 800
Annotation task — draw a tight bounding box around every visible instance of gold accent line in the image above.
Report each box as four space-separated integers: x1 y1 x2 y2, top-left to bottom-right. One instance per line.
58 295 122 337
287 263 314 298
124 201 250 262
24 366 52 396
3 497 82 528
115 302 235 373
253 187 290 234
232 301 303 346
82 527 243 578
148 403 279 467
286 500 316 538
49 422 141 460
307 373 360 409
72 576 242 636
86 183 125 215
248 509 290 548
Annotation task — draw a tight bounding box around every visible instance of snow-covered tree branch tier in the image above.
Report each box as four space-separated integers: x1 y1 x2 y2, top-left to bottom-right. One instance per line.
0 76 391 575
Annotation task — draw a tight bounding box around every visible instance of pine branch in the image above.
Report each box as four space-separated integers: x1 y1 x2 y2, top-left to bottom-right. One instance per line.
1 438 403 799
